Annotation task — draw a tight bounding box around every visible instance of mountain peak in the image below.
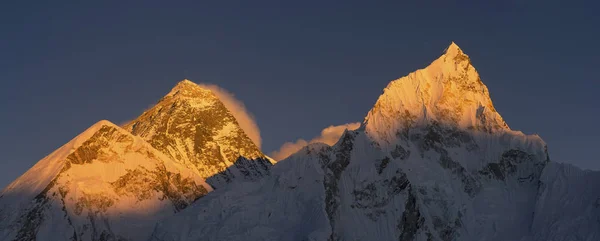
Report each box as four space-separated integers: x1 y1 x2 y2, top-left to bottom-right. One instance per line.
125 79 270 188
168 79 214 98
440 41 471 70
1 79 271 240
364 43 508 145
91 119 118 129
0 119 118 200
0 117 210 241
444 41 463 56
174 79 196 88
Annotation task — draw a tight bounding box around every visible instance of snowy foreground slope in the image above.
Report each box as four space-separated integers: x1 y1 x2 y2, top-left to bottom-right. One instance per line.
531 162 600 241
0 82 271 241
151 43 599 241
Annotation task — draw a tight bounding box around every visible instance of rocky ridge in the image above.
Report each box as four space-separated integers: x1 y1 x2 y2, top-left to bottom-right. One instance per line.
0 81 271 241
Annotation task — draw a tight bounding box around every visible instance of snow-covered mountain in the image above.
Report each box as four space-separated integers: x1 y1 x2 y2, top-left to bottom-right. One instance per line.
150 43 599 241
0 81 272 241
531 162 600 241
2 43 597 241
124 80 271 188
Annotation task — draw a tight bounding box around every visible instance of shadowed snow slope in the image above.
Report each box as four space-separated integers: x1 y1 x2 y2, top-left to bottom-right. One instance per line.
531 162 600 241
151 43 597 241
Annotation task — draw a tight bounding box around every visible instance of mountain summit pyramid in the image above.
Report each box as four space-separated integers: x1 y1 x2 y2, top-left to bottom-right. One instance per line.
0 80 272 241
150 43 582 241
124 79 271 188
365 42 508 146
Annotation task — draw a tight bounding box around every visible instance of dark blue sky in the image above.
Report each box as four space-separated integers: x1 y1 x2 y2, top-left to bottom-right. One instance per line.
1 1 598 189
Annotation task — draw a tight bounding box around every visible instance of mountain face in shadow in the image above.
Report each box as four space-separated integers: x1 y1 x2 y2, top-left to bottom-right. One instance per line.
205 156 272 189
0 81 272 241
150 43 599 241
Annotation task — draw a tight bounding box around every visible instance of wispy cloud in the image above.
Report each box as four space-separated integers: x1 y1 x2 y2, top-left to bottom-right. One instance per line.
269 122 361 161
199 84 262 148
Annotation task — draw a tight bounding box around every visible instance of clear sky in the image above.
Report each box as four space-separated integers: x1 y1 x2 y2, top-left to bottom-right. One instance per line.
1 1 598 189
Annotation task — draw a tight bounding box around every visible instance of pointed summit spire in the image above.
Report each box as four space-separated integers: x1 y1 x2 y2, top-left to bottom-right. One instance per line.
172 79 199 90
125 79 271 189
167 79 213 98
364 42 508 145
443 41 467 59
177 78 194 85
446 41 461 52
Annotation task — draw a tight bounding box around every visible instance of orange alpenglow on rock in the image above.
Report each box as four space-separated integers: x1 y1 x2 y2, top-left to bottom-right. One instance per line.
0 80 272 241
365 42 509 146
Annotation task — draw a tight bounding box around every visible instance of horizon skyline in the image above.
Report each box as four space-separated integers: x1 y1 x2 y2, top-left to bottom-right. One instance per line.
0 41 593 189
1 1 598 190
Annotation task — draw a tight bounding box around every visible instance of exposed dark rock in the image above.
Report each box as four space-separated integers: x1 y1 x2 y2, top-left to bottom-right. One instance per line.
431 212 462 241
67 126 133 166
323 131 356 241
436 148 480 197
376 157 391 174
394 110 418 140
206 157 272 189
479 149 534 181
418 122 478 152
391 145 410 160
352 170 410 222
398 188 424 241
151 164 208 211
74 193 115 215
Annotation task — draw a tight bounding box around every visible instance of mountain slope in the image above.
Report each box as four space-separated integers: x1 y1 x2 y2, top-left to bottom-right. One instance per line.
0 80 274 241
150 43 560 241
0 121 210 241
124 80 272 188
531 162 600 241
365 42 508 146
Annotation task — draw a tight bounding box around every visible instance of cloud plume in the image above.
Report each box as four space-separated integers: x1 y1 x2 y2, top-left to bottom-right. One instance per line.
199 84 262 148
270 122 361 161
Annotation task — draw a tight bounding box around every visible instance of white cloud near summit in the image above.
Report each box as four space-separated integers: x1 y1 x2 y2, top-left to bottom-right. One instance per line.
270 122 361 161
199 84 262 148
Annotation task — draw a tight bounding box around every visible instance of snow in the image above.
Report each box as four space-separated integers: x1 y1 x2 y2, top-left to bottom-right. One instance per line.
531 162 600 241
2 43 597 241
0 78 271 241
124 78 268 185
151 143 332 241
0 120 113 206
265 155 277 164
151 122 560 240
364 42 507 147
214 121 237 141
0 120 215 241
150 43 595 241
